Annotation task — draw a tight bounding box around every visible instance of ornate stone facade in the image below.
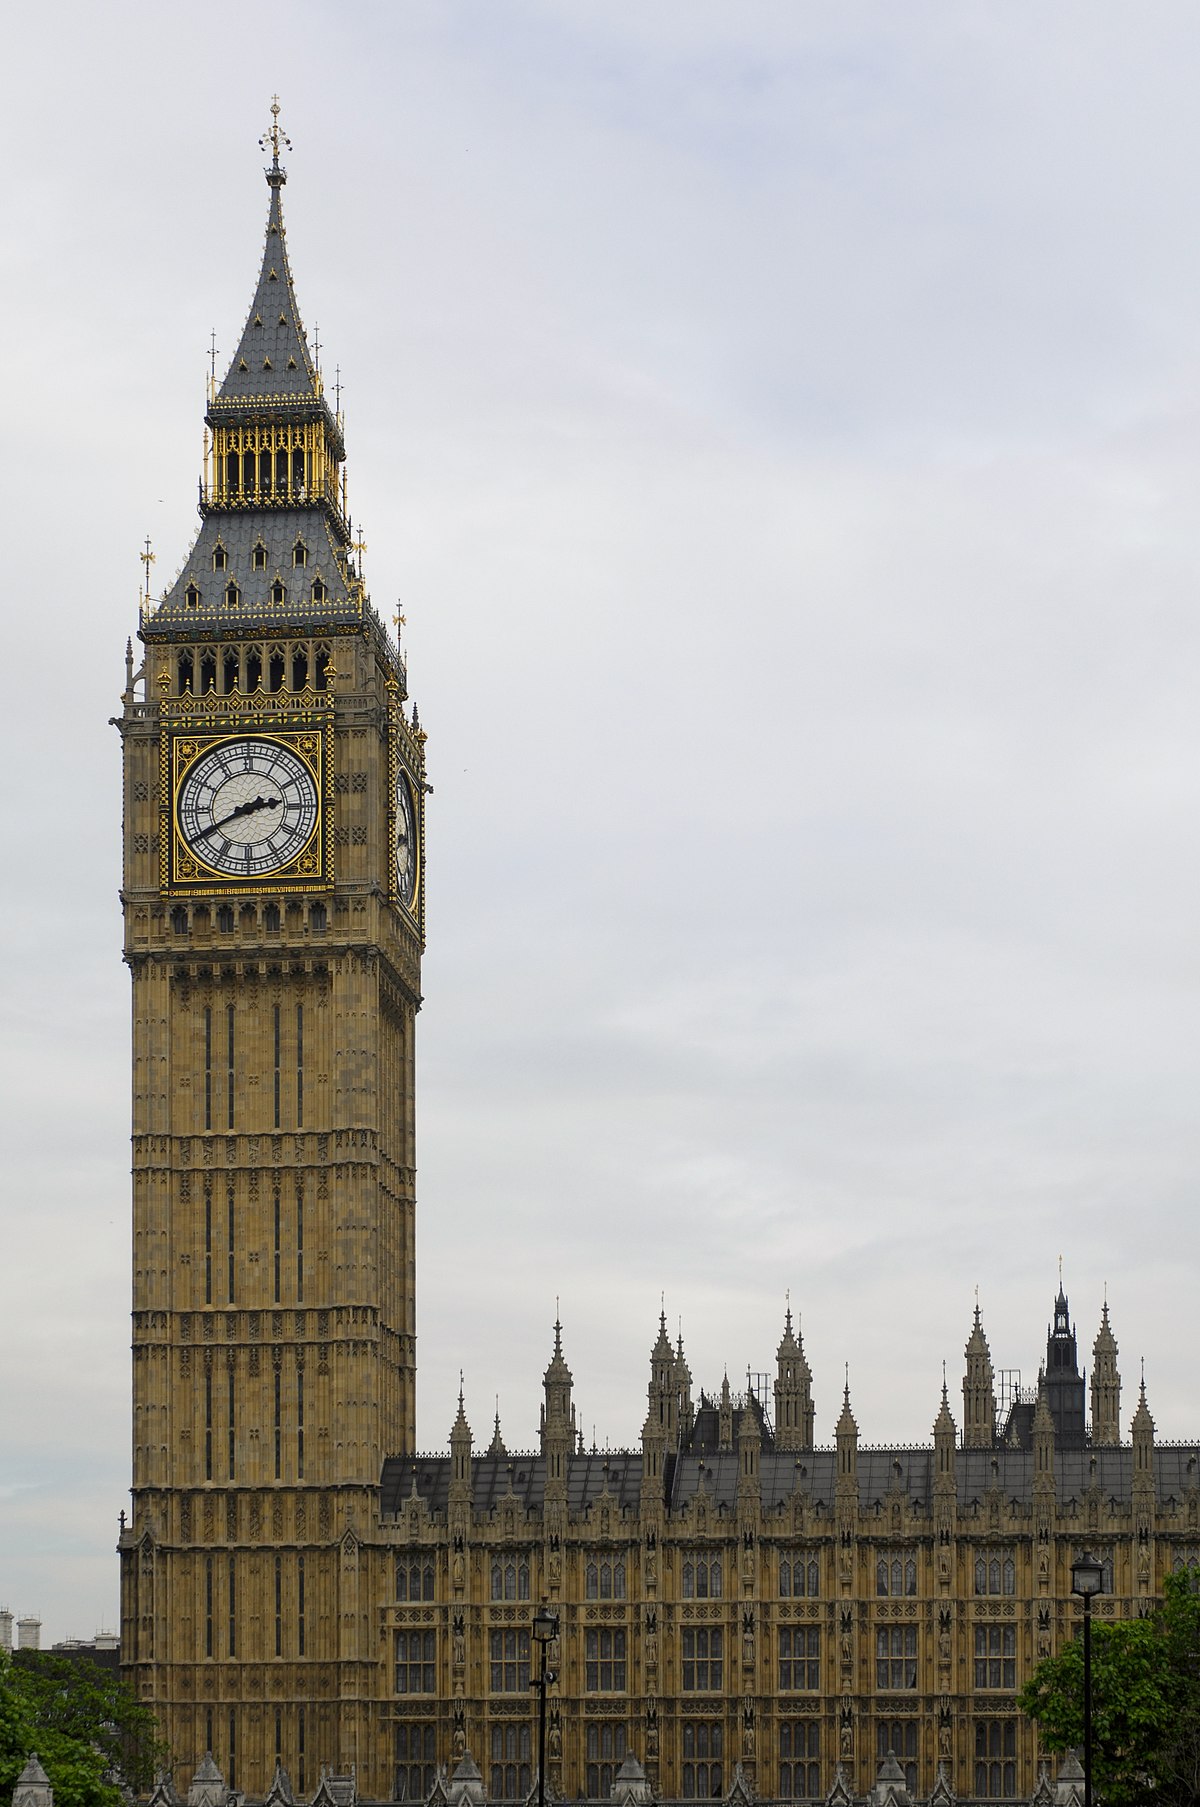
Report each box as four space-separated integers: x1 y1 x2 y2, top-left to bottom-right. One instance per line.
373 1295 1190 1807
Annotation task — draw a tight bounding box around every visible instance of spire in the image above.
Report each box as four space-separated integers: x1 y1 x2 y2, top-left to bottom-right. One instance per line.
737 1391 762 1497
216 100 323 407
962 1299 997 1450
1090 1299 1121 1448
1032 1376 1056 1516
719 1370 733 1451
1132 1372 1155 1446
674 1325 694 1436
543 1312 572 1389
641 1307 681 1504
450 1377 473 1497
487 1400 507 1459
1131 1370 1156 1518
774 1299 815 1452
146 103 370 639
835 1376 858 1503
933 1375 957 1502
540 1315 576 1488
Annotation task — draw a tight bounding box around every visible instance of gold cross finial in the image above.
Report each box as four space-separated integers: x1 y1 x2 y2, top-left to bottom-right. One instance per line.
140 536 156 601
260 96 292 165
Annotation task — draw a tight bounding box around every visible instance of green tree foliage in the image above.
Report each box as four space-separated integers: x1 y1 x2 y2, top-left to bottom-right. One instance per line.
1020 1568 1200 1807
0 1650 166 1807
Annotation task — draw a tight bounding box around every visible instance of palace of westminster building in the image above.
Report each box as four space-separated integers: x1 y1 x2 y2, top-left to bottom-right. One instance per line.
117 116 1197 1807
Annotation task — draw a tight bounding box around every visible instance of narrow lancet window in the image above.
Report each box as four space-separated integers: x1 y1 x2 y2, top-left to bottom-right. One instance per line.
226 1004 235 1129
273 1003 281 1129
296 1003 304 1126
204 1005 213 1131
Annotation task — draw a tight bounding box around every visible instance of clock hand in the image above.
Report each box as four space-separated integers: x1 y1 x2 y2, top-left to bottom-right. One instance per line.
192 795 283 841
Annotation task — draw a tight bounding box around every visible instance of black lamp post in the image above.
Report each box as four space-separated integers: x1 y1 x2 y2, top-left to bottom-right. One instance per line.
532 1605 559 1807
1071 1551 1105 1807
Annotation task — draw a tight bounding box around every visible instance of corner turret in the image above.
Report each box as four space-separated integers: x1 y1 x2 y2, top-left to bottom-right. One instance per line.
962 1301 997 1449
540 1316 577 1495
1090 1300 1121 1447
774 1302 815 1452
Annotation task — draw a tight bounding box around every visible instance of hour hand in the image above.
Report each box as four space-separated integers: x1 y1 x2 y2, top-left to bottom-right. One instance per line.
194 794 282 839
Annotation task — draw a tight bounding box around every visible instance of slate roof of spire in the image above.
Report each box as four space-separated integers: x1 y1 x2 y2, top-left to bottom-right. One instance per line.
215 153 322 408
145 509 363 634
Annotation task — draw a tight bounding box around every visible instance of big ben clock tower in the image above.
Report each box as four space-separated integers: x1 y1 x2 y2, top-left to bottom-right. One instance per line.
117 109 426 1789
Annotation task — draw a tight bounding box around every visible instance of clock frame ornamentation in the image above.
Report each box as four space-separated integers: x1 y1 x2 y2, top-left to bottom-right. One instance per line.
161 710 333 894
387 692 423 921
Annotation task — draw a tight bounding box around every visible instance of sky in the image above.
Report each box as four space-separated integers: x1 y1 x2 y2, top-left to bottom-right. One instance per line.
3 1 1200 1644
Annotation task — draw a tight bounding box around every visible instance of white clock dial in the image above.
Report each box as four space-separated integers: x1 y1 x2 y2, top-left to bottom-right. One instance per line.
396 771 417 904
178 739 319 876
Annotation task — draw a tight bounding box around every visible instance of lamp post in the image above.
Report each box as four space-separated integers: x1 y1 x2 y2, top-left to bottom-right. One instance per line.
532 1604 559 1807
1071 1551 1105 1807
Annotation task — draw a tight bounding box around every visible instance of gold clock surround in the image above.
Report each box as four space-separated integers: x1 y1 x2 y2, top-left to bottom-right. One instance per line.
162 705 333 894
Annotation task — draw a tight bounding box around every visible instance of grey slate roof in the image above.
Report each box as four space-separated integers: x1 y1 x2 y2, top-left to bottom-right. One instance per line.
379 1440 1200 1520
216 163 322 408
146 508 361 636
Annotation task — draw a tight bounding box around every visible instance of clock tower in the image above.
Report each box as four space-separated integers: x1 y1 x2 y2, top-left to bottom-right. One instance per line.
117 110 426 1789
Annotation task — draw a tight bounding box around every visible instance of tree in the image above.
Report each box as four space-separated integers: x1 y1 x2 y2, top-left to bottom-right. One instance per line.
0 1650 166 1807
1020 1568 1200 1807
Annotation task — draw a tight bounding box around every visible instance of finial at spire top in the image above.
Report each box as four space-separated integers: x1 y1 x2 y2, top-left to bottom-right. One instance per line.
260 96 292 183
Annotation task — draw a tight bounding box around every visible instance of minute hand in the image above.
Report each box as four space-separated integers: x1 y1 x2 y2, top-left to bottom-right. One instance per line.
192 794 282 841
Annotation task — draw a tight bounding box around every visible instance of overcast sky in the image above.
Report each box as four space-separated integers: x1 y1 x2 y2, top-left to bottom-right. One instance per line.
4 2 1200 1644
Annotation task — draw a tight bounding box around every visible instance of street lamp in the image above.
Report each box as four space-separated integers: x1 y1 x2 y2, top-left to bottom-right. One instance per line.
1071 1551 1105 1807
532 1605 559 1807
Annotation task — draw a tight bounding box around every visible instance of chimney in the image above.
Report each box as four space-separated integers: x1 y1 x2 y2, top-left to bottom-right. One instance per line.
17 1616 42 1650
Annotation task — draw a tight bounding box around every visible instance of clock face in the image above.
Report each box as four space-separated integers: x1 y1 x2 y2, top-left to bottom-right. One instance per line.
177 738 319 877
395 770 417 905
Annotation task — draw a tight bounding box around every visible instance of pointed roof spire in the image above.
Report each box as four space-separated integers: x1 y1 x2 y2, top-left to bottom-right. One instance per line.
451 1373 472 1442
487 1399 507 1458
966 1295 991 1355
1132 1366 1154 1434
544 1313 572 1386
216 99 323 407
778 1300 800 1355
